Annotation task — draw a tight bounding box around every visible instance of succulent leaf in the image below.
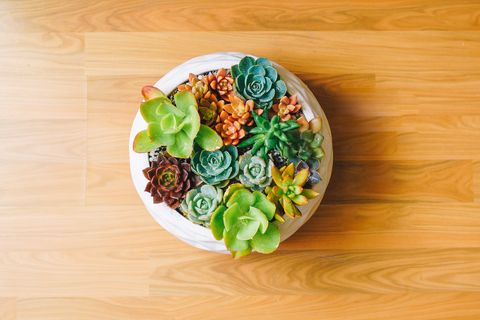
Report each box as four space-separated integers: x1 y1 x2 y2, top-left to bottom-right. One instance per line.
195 124 223 151
236 219 261 241
141 85 167 101
133 130 160 153
224 226 250 252
293 168 309 186
252 191 275 220
211 205 227 240
226 188 254 210
251 223 280 254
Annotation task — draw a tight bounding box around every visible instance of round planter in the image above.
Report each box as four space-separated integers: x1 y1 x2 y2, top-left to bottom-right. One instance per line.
129 52 333 254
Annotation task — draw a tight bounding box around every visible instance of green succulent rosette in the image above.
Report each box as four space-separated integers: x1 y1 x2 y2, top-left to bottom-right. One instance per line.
133 88 222 158
298 130 325 161
191 145 240 185
180 185 223 226
231 56 287 110
238 152 273 191
210 184 280 258
237 113 299 158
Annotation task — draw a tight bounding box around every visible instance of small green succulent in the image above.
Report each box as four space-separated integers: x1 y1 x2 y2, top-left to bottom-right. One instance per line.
133 87 222 158
266 163 319 218
237 113 299 158
296 130 325 162
231 56 287 110
191 145 239 185
180 185 223 226
210 184 280 258
238 152 272 191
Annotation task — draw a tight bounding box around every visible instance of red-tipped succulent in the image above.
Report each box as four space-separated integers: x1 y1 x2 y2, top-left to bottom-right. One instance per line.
143 154 198 209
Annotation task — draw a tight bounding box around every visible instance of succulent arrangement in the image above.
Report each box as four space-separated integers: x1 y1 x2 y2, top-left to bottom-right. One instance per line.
133 56 326 258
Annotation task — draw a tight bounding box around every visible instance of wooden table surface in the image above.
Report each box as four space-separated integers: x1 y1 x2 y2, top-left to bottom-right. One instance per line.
1 1 480 319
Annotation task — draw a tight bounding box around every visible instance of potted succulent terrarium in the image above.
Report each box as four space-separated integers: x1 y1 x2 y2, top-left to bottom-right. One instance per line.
129 53 332 258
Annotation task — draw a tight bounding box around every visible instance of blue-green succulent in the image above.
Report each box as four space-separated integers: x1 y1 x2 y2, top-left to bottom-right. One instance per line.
231 56 287 110
191 145 239 185
238 152 273 191
180 185 223 226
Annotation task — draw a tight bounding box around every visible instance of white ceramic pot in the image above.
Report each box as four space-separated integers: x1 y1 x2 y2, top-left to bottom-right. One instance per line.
129 52 333 254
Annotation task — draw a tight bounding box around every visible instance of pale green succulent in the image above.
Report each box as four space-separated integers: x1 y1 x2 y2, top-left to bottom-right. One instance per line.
210 184 280 258
180 185 223 226
133 86 222 158
238 152 272 191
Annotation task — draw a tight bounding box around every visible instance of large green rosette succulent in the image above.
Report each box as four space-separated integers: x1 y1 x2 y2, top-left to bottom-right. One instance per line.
210 184 280 258
180 185 223 226
238 152 272 191
191 145 239 185
231 56 287 110
133 87 222 158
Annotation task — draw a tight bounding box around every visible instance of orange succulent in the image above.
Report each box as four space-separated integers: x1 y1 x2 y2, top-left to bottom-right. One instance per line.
215 112 246 146
221 94 254 126
210 68 234 100
198 96 225 127
177 73 215 101
272 95 302 121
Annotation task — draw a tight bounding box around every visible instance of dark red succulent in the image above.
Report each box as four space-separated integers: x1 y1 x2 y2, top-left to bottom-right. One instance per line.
143 154 197 209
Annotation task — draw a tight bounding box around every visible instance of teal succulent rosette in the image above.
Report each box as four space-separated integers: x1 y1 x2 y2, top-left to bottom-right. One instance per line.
180 185 223 226
231 56 287 110
191 145 240 185
238 152 273 191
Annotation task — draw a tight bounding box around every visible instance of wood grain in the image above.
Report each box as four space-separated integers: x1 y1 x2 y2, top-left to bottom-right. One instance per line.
13 294 480 320
1 0 480 319
1 0 479 32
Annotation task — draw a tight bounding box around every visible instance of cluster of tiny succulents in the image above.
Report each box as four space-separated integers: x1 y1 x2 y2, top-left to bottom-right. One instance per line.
133 56 325 258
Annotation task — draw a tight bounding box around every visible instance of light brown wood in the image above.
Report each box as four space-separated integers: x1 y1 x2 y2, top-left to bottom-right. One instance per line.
1 0 480 319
